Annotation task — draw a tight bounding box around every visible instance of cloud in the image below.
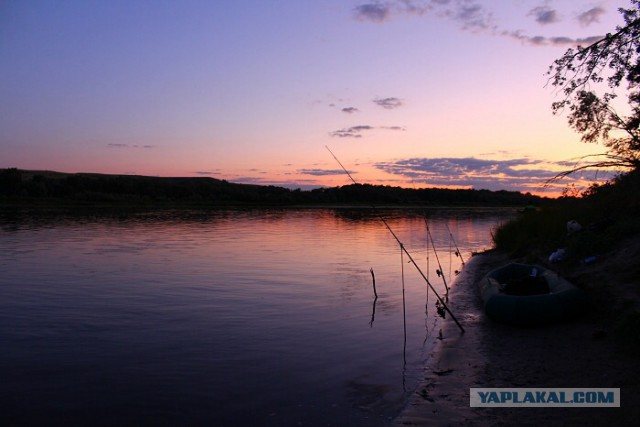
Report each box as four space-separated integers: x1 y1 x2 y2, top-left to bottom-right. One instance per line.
227 175 326 191
450 1 493 31
504 31 603 47
577 7 606 26
195 170 220 175
354 2 391 22
529 6 560 25
107 143 154 149
353 1 608 48
297 168 356 176
330 125 374 138
233 176 266 185
374 156 563 191
355 0 442 19
354 0 493 30
550 35 604 45
373 97 403 109
342 107 360 114
399 0 430 16
329 124 405 138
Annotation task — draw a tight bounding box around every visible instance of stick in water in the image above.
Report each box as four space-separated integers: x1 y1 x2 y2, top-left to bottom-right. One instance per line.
325 146 465 333
370 268 378 299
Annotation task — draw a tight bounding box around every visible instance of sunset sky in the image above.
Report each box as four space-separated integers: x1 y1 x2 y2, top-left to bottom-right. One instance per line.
0 0 632 195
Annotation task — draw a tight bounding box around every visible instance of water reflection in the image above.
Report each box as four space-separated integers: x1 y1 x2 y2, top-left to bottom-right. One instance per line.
0 207 514 426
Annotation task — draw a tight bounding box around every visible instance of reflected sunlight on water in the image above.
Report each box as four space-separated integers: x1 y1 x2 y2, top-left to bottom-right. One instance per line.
0 208 513 426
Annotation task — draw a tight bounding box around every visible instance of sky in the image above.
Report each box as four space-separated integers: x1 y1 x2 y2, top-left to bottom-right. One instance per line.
0 0 633 196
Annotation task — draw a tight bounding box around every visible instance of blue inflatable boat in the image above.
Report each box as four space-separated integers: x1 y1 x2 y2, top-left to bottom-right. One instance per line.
479 263 587 326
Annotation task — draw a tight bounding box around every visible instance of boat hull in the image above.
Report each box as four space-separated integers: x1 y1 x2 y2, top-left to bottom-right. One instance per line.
479 263 587 326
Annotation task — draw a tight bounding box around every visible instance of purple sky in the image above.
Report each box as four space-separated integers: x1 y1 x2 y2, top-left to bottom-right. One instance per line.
0 0 631 195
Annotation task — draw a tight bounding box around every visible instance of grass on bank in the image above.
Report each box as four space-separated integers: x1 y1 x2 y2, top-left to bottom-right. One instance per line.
491 168 640 350
492 169 640 262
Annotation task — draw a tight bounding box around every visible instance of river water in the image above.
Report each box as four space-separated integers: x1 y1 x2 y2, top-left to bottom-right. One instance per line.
0 208 513 426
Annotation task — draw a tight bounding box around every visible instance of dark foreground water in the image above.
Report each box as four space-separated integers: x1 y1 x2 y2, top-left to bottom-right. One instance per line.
0 208 513 426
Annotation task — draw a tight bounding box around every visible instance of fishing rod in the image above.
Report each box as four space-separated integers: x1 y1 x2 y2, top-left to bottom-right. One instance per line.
445 222 465 268
325 146 465 333
425 217 449 296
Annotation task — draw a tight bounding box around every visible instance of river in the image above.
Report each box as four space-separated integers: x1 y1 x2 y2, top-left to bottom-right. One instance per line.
0 207 513 426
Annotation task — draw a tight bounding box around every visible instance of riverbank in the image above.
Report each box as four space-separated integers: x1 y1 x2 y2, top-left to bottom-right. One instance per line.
393 241 640 426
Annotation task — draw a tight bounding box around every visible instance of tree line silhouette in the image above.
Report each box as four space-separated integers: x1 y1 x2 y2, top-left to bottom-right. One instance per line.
1 168 546 207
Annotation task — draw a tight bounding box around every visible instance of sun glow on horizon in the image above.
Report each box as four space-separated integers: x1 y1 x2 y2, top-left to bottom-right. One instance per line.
0 1 631 197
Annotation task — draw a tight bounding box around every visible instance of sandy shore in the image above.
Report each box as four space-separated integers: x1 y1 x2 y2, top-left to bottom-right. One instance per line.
393 250 640 427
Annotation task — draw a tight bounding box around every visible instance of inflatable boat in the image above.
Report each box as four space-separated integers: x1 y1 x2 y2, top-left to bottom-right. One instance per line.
479 263 587 326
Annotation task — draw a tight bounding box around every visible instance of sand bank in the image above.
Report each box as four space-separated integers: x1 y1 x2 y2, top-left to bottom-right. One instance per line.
393 251 640 427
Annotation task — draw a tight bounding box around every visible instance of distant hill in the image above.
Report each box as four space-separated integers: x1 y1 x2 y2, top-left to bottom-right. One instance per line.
0 168 548 207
